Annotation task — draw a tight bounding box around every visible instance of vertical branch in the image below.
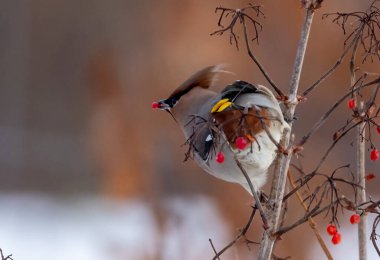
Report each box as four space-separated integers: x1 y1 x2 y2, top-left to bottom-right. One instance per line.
357 122 368 260
351 37 368 260
258 6 315 260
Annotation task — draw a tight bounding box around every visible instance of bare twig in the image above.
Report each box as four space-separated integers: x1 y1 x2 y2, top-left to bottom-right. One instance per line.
0 249 13 260
287 171 333 260
298 76 380 146
211 206 257 260
313 121 361 173
371 215 380 256
241 18 284 98
234 157 269 229
209 239 220 260
302 32 361 97
211 5 285 97
275 198 340 237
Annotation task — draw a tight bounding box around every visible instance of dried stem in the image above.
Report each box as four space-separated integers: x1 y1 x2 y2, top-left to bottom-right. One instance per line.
351 21 368 260
357 121 368 260
241 18 284 98
287 171 333 260
211 5 285 97
371 215 380 256
302 32 361 97
258 6 315 260
211 207 257 260
0 249 13 260
275 199 340 237
298 76 380 147
234 157 269 229
209 239 220 260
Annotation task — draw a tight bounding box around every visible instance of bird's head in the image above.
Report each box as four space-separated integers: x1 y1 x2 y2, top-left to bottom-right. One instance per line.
152 65 224 118
152 97 178 111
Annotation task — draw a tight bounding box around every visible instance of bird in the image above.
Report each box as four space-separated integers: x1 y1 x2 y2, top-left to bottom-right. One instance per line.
153 65 289 195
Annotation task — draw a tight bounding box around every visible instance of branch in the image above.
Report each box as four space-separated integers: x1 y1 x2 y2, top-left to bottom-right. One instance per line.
211 5 285 98
287 171 333 260
258 6 315 260
371 215 380 256
211 207 258 260
234 157 269 229
302 32 361 97
275 199 340 237
241 18 284 97
0 249 13 260
209 239 220 260
298 76 380 146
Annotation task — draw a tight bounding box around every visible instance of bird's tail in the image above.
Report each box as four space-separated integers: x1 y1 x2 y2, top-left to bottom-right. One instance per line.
168 65 228 100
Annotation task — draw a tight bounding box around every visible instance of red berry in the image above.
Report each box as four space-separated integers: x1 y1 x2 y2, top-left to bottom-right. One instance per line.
365 173 375 181
216 152 225 163
350 214 360 224
235 136 248 150
326 224 337 236
377 125 380 135
152 101 159 109
348 98 355 109
332 232 341 245
370 148 379 161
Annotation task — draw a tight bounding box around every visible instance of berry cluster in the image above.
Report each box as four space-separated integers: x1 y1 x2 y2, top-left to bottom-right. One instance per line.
327 214 361 245
326 224 341 245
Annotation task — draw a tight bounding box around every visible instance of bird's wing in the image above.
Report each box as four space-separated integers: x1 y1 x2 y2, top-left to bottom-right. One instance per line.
210 80 283 149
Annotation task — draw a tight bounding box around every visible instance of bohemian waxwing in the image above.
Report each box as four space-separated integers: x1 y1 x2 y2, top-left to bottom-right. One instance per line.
153 65 289 194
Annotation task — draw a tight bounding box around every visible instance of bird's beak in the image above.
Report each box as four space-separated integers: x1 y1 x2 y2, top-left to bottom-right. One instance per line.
157 100 171 110
152 100 169 110
152 100 177 122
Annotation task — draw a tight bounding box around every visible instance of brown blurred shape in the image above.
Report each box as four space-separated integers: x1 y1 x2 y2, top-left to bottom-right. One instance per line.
87 50 146 199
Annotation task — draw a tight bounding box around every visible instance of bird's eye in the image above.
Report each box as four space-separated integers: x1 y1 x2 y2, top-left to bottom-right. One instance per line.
165 98 178 108
171 99 178 107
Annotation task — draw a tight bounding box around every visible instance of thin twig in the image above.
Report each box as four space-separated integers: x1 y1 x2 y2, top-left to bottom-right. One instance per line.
302 32 361 97
0 249 13 260
371 215 380 256
241 18 284 97
234 157 269 229
313 121 361 173
298 76 380 146
211 207 257 260
211 5 285 97
209 239 220 260
275 199 340 237
287 170 333 260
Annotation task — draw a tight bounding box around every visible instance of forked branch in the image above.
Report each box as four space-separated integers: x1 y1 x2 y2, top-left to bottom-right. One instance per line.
211 4 284 97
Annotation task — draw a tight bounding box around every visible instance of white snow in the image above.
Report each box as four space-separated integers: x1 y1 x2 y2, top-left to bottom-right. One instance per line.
0 194 231 260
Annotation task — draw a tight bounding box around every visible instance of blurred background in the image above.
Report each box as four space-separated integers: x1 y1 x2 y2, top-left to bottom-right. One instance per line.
0 0 379 259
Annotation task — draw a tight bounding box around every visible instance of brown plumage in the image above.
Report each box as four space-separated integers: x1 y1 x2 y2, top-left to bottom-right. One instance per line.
212 107 270 150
